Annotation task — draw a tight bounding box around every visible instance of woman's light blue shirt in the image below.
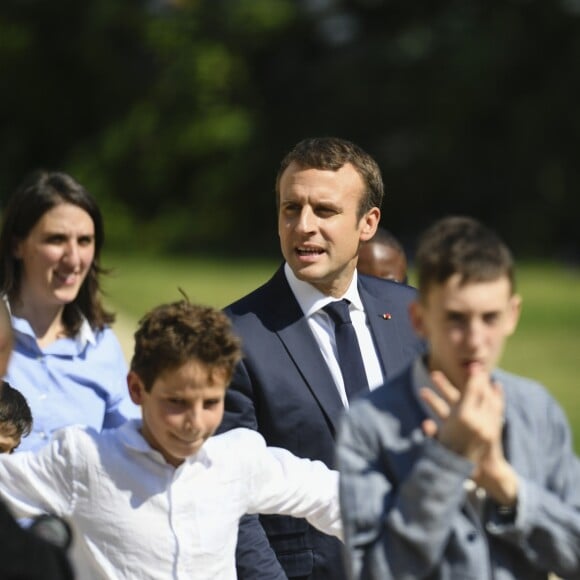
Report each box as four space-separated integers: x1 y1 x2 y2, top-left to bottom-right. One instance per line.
6 315 139 452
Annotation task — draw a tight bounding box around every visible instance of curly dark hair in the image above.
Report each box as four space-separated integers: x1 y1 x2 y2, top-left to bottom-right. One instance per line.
0 381 33 440
130 300 242 391
0 170 114 335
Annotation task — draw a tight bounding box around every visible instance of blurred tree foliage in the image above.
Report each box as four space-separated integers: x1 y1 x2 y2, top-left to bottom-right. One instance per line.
0 0 579 258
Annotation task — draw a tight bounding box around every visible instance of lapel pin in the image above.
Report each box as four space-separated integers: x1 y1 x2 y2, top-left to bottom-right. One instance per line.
381 313 392 320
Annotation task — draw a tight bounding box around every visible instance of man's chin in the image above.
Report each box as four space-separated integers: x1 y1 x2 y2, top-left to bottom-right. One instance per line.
291 262 323 281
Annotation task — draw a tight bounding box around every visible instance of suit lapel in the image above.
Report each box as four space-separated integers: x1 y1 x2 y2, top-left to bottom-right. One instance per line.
266 268 345 433
359 281 408 382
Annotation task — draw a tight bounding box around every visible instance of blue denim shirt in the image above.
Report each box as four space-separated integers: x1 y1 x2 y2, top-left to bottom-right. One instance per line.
6 315 139 452
337 360 580 580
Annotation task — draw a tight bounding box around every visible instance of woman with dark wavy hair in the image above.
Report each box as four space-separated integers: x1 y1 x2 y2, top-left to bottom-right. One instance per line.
0 170 137 452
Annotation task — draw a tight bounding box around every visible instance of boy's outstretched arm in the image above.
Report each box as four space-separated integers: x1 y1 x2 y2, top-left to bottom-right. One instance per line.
0 428 74 520
218 361 288 580
237 429 342 540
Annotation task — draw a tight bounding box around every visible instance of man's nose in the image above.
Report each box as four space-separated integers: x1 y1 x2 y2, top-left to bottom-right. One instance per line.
296 207 315 233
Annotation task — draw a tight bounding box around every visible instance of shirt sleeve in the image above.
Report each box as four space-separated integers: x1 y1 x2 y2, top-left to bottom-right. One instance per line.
0 427 80 519
337 402 474 580
241 430 342 540
485 395 580 579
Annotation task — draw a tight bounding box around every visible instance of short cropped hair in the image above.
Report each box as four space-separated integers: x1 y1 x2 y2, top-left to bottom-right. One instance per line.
415 216 515 299
369 227 405 254
0 381 33 440
130 301 242 391
276 137 384 219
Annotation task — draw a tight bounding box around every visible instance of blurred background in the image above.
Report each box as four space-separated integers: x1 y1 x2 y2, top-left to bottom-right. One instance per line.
1 0 579 447
2 0 580 260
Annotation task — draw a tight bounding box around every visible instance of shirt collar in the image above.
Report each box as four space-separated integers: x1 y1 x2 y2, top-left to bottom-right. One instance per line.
78 317 97 347
283 262 364 317
6 302 97 352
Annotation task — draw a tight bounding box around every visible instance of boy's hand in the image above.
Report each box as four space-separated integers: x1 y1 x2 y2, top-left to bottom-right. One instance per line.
420 370 503 464
420 370 518 506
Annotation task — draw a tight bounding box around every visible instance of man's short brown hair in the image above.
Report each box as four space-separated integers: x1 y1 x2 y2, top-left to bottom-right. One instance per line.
276 137 384 219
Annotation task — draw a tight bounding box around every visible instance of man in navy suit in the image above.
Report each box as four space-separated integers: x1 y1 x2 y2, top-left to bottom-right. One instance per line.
218 137 424 579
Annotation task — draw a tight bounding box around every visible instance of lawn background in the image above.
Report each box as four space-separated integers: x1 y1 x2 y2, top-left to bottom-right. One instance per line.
103 254 580 453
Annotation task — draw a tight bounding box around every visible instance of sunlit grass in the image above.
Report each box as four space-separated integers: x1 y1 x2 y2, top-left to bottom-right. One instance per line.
103 254 580 452
102 253 279 318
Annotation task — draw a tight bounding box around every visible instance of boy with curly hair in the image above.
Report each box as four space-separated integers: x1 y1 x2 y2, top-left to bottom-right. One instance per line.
0 300 341 579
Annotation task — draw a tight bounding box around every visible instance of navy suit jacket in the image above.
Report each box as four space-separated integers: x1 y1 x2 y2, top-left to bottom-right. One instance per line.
218 265 425 579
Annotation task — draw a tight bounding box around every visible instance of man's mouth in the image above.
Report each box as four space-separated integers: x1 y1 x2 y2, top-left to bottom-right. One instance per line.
296 247 324 257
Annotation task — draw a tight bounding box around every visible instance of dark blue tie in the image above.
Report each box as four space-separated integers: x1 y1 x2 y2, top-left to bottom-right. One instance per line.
323 299 369 402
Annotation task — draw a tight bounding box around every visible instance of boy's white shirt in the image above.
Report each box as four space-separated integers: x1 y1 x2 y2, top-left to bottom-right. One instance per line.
0 420 341 580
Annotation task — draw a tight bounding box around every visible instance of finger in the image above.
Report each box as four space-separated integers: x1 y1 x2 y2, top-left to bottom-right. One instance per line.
430 371 461 405
471 377 504 418
460 370 494 409
421 418 438 438
420 387 451 421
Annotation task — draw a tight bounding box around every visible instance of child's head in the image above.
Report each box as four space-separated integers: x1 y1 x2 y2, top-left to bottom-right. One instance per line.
0 381 33 453
357 227 408 283
415 216 516 300
410 216 521 390
128 300 242 467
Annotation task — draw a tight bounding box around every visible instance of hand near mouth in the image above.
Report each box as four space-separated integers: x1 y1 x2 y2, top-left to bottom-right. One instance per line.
420 370 519 506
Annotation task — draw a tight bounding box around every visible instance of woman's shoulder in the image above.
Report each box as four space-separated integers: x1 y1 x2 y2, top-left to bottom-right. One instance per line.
73 323 129 380
89 324 124 352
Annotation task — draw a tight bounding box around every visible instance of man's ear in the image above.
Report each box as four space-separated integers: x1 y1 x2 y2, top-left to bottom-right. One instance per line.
359 207 381 242
127 371 146 405
409 300 427 338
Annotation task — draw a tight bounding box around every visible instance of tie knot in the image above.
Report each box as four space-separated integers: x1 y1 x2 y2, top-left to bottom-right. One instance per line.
323 299 352 326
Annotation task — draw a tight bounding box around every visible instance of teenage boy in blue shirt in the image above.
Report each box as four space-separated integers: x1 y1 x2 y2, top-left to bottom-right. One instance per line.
337 216 580 580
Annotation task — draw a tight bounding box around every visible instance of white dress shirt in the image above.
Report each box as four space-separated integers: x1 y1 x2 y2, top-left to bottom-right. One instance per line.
284 263 384 407
0 420 341 580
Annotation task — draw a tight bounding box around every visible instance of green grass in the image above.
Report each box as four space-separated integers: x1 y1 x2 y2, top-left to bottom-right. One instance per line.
103 254 580 452
102 253 280 318
500 263 580 453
